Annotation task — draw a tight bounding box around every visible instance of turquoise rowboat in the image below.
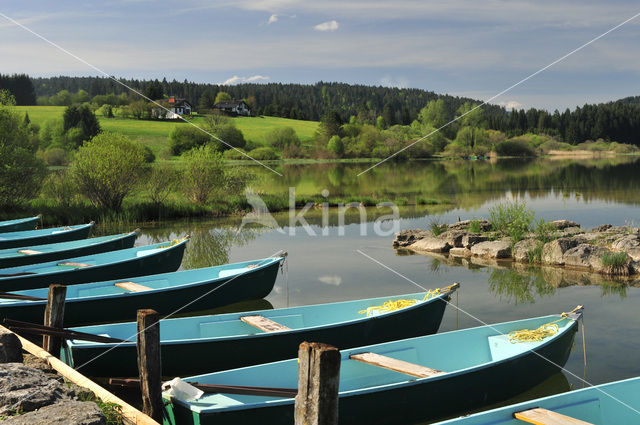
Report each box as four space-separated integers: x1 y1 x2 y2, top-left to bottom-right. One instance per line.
0 239 188 291
0 230 139 268
0 216 40 233
162 309 582 425
62 285 457 377
433 376 640 425
0 223 94 250
0 256 284 327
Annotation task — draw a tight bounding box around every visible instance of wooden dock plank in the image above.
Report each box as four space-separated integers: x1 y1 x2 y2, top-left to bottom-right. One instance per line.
349 352 446 378
241 315 291 332
115 282 153 292
514 408 595 425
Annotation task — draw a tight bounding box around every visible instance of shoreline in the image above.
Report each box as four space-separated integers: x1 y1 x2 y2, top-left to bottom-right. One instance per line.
394 219 640 280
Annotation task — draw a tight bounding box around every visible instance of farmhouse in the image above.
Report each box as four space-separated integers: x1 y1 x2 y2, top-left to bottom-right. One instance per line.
213 99 251 116
153 96 193 119
167 96 192 116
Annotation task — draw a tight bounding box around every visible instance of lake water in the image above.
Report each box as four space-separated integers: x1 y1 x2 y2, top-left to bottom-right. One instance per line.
131 157 640 421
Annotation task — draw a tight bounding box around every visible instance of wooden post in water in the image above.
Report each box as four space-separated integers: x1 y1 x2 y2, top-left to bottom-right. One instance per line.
294 342 340 425
42 284 66 357
137 309 163 422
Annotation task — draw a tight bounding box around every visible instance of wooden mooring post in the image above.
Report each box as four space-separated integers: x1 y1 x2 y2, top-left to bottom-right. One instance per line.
137 309 163 422
294 342 340 425
42 284 66 357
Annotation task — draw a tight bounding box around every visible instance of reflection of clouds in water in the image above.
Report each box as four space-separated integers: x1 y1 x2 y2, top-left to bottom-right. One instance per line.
318 275 342 286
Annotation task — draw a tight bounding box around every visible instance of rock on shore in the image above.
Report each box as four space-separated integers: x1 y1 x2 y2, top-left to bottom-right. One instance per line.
393 219 640 276
0 329 108 424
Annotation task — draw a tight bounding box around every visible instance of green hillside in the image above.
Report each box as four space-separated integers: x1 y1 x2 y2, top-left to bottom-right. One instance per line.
14 106 319 154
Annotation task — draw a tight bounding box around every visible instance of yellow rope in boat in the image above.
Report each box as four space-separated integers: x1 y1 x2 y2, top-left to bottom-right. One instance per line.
358 284 458 317
508 306 583 343
165 236 189 248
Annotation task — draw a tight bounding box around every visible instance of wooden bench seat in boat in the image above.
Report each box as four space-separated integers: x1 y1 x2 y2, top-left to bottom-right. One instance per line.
114 281 152 292
58 261 92 268
18 249 42 255
240 315 291 333
349 352 446 378
514 407 594 425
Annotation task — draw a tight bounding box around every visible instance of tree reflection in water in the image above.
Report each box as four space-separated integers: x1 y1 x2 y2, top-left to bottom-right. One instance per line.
138 222 263 269
488 268 556 304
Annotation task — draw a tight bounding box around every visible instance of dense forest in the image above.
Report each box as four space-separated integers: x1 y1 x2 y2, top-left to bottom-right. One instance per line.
619 96 640 106
2 75 639 146
0 74 37 105
30 75 506 124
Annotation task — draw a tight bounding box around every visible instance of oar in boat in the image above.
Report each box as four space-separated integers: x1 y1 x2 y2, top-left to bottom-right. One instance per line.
0 292 46 301
109 378 298 398
3 319 130 344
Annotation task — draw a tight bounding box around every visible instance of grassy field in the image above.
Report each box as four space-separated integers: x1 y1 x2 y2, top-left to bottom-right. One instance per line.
14 106 319 155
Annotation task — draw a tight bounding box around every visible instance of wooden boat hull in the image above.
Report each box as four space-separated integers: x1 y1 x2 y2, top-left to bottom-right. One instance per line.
0 240 187 291
64 289 452 378
0 216 40 233
433 376 640 424
0 223 93 250
163 314 579 425
0 231 138 268
1 258 282 328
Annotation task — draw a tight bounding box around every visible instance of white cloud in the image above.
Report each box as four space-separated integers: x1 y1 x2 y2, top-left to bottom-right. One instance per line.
498 100 524 110
267 14 278 24
318 275 342 286
246 74 270 82
221 75 270 85
379 76 409 89
314 20 339 32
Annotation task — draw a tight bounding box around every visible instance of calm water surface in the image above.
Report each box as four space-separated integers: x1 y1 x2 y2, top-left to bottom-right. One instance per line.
131 158 640 421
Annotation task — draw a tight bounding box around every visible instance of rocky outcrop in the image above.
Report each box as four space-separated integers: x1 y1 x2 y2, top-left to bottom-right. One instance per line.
449 247 472 257
542 237 584 265
394 220 640 277
610 234 640 251
448 219 491 232
563 244 608 271
0 364 79 412
409 237 451 253
3 400 106 425
470 241 511 259
462 234 488 249
437 230 467 248
552 219 580 230
591 224 612 232
0 328 22 363
512 239 538 262
392 229 431 248
0 341 108 424
627 248 640 261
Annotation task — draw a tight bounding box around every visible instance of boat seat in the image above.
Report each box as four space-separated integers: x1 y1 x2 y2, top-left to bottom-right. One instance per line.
240 315 291 332
114 281 153 292
58 261 92 268
18 249 42 255
349 352 446 378
515 407 595 425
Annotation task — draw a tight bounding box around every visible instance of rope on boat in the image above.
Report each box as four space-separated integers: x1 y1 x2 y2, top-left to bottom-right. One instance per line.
508 305 583 343
166 236 189 247
358 283 458 317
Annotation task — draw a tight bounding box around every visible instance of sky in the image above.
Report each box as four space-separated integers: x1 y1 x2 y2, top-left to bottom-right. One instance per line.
1 0 639 110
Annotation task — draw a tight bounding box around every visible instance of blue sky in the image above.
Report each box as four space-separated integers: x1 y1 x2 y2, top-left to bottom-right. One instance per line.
1 0 639 110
